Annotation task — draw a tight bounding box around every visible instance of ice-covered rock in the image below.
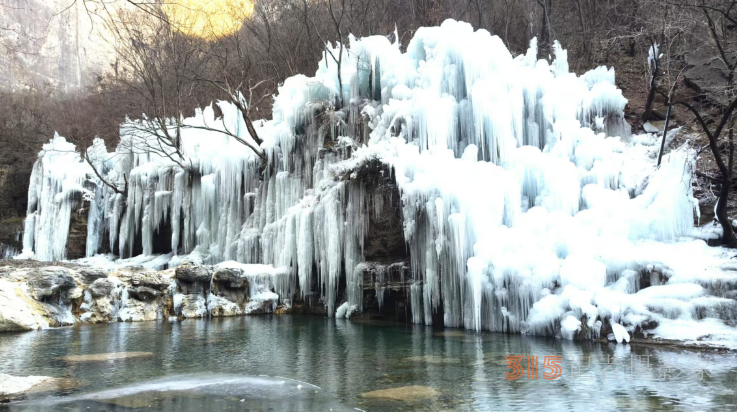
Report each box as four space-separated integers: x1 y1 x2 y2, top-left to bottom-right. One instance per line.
561 315 582 340
212 267 246 289
336 302 358 319
244 291 279 315
0 374 57 402
207 294 243 317
610 321 631 343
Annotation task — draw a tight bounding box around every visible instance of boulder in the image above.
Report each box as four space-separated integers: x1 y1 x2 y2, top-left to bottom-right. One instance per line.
0 280 43 332
131 272 170 291
67 287 84 301
274 304 291 315
89 278 115 298
175 264 212 295
180 295 207 318
632 318 660 339
27 267 76 301
127 286 159 302
212 267 246 289
79 295 115 324
118 298 160 322
78 268 107 283
684 47 736 96
175 264 212 284
212 267 248 305
643 121 666 133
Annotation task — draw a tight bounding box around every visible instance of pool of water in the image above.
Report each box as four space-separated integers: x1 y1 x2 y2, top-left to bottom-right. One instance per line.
1 315 736 411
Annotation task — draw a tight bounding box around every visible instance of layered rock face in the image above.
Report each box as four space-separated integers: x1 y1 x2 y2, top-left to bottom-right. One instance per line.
0 263 262 330
0 255 415 331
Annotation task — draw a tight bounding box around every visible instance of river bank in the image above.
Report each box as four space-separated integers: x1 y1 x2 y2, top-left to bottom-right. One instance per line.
1 259 735 354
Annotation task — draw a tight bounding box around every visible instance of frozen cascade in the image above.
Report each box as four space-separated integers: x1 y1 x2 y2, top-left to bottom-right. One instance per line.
17 20 737 347
18 134 94 261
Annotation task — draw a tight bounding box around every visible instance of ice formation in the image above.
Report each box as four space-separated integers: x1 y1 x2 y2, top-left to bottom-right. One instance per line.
18 20 737 347
20 134 94 262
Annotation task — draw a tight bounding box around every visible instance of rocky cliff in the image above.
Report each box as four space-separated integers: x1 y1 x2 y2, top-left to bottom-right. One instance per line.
0 256 417 332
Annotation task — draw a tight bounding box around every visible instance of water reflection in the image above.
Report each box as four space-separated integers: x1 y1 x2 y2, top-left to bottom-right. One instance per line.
0 316 735 411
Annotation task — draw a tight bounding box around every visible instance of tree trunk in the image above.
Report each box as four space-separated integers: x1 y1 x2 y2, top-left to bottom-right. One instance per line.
717 130 737 247
642 69 659 121
538 0 553 58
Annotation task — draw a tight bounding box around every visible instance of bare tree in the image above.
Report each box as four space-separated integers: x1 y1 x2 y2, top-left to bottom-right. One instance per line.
536 0 553 58
654 0 737 246
673 97 737 245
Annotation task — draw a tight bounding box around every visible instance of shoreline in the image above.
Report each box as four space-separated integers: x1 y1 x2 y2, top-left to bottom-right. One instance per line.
1 259 735 353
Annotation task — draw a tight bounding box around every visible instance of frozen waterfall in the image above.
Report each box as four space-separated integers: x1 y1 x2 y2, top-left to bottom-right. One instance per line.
17 20 737 348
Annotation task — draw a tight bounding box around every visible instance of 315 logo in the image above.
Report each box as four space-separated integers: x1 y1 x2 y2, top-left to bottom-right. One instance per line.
506 355 562 380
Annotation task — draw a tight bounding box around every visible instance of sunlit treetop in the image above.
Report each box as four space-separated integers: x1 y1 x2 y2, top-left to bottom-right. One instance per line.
161 0 254 39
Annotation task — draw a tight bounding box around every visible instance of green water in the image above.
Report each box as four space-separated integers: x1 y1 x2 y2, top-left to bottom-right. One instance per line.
1 315 736 411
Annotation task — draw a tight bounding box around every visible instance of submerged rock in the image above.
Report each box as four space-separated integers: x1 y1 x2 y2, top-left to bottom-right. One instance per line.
404 355 460 364
58 352 154 362
361 385 440 401
433 331 468 338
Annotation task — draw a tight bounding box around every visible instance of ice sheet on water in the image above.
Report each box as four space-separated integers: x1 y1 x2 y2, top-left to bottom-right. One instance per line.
19 373 353 411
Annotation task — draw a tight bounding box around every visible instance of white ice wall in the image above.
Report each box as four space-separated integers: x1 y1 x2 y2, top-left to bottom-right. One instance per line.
19 20 737 348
